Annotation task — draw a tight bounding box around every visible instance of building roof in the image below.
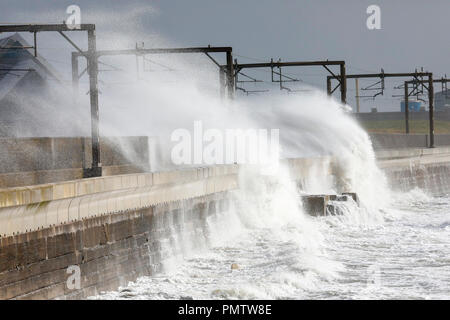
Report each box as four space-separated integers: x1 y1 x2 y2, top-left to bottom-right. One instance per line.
0 33 62 101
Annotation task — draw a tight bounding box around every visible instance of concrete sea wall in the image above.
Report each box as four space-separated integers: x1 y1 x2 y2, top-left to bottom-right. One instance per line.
353 109 450 122
0 163 240 299
384 162 450 194
0 192 231 299
378 147 450 194
0 151 449 299
0 157 331 299
0 136 150 188
369 133 450 149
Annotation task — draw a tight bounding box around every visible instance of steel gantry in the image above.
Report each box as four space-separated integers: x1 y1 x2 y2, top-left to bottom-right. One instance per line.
403 77 449 140
328 71 435 147
230 59 347 103
0 24 102 177
72 46 235 99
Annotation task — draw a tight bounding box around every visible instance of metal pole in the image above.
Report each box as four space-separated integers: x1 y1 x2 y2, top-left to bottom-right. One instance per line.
71 52 79 95
219 66 226 99
85 29 102 177
326 77 331 96
340 63 346 104
355 78 360 113
135 42 139 80
226 50 234 99
279 65 282 91
33 32 37 57
404 81 409 134
428 74 434 148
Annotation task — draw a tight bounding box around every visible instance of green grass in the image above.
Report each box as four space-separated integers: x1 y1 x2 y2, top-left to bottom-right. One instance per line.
359 120 450 134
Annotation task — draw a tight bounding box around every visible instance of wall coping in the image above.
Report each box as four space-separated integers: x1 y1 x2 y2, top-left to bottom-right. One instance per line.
0 164 239 209
375 146 450 160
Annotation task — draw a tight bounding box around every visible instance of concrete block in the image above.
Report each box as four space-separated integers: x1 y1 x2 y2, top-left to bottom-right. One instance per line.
53 183 75 200
39 185 53 202
107 175 121 190
122 174 138 189
303 192 359 217
30 188 43 204
93 178 105 194
17 189 32 205
301 195 331 216
342 192 359 205
137 174 146 188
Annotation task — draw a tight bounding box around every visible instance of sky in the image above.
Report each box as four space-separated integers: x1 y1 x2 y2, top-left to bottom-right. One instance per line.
1 0 449 112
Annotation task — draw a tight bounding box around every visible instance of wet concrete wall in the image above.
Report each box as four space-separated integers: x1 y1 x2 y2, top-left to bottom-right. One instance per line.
0 136 150 188
0 192 230 299
386 163 450 194
369 133 450 149
0 163 239 299
0 153 448 299
381 161 450 195
353 109 450 122
377 147 450 194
